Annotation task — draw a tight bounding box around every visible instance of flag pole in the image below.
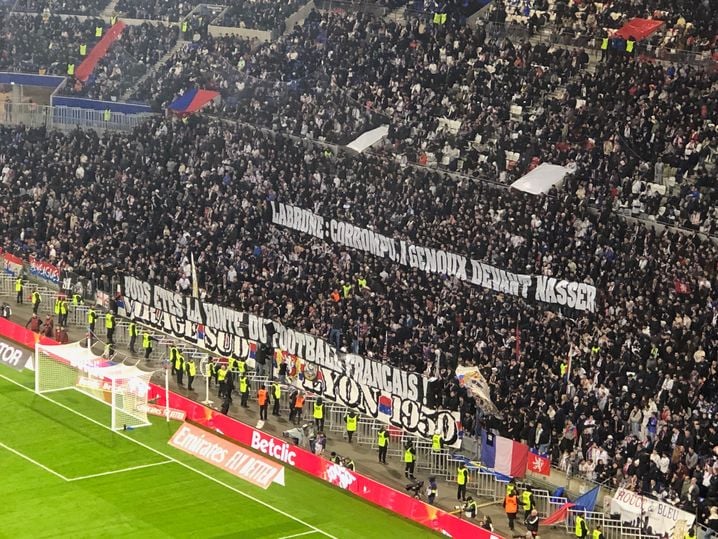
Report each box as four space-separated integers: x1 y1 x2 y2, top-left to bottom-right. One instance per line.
165 361 170 422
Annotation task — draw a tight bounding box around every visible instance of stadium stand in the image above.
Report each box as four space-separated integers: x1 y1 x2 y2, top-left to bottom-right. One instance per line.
0 15 105 76
60 22 178 101
0 0 717 530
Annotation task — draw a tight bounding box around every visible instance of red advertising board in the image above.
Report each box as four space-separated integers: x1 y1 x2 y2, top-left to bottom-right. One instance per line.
147 387 500 538
0 317 501 539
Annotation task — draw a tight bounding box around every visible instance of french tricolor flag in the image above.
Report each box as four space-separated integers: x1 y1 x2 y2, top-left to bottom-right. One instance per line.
481 431 529 478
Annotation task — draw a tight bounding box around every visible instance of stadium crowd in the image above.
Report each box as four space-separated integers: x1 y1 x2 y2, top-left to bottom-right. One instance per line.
61 22 178 101
0 15 104 75
123 10 716 233
116 0 308 27
0 0 717 532
502 0 718 54
114 0 195 22
218 0 307 32
0 112 718 526
15 0 109 16
128 36 255 109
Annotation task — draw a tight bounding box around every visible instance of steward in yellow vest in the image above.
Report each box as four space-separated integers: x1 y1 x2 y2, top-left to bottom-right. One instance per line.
344 411 358 442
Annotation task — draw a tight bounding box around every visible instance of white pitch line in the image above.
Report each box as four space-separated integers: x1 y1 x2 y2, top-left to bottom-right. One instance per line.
278 530 321 539
0 441 69 482
67 460 173 481
0 374 336 539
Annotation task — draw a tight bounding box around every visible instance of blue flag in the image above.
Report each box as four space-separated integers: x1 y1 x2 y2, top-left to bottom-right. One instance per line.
573 486 599 512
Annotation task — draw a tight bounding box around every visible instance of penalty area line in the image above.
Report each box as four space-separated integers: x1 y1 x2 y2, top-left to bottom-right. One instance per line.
67 460 174 481
0 441 70 482
0 374 337 539
278 531 324 539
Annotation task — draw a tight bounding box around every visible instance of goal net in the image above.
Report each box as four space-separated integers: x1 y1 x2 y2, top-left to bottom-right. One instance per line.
35 341 155 430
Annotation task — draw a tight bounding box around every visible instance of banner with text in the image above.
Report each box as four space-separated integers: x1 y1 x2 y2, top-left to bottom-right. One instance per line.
279 351 462 448
270 202 596 312
121 276 462 446
28 256 61 286
610 487 695 536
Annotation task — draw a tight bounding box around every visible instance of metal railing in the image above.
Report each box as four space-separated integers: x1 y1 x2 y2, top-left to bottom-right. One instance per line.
481 19 717 71
0 102 155 132
566 510 660 539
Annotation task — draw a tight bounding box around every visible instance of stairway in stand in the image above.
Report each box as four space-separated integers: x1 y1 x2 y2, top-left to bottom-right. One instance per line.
120 40 186 101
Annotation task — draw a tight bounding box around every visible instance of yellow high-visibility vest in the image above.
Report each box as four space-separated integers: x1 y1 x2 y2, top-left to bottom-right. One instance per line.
346 414 357 432
404 448 414 463
600 38 608 50
377 431 388 447
79 44 87 56
105 313 114 329
95 26 103 37
575 515 586 537
522 490 533 510
457 467 467 485
626 40 635 53
15 279 22 292
142 333 151 348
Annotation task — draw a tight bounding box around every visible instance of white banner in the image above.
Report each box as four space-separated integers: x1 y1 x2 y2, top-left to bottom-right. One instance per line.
122 277 463 446
278 351 463 448
610 487 695 536
270 201 597 312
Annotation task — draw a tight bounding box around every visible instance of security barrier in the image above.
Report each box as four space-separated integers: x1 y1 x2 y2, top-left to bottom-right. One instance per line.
0 102 154 132
566 510 660 539
0 275 14 297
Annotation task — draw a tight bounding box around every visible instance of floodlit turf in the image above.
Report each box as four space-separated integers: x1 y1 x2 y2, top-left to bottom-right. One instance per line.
0 367 438 539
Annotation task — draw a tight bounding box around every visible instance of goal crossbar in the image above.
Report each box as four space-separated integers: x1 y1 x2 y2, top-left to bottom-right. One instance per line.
35 341 155 431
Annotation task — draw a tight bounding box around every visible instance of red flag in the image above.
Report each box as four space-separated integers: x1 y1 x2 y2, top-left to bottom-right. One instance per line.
541 503 575 525
528 452 551 476
674 278 691 295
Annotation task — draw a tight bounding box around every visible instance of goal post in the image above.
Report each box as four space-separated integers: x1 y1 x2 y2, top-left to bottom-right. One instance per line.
35 341 155 430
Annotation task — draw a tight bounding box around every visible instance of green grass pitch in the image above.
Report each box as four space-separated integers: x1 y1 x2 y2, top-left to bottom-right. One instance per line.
0 367 438 538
